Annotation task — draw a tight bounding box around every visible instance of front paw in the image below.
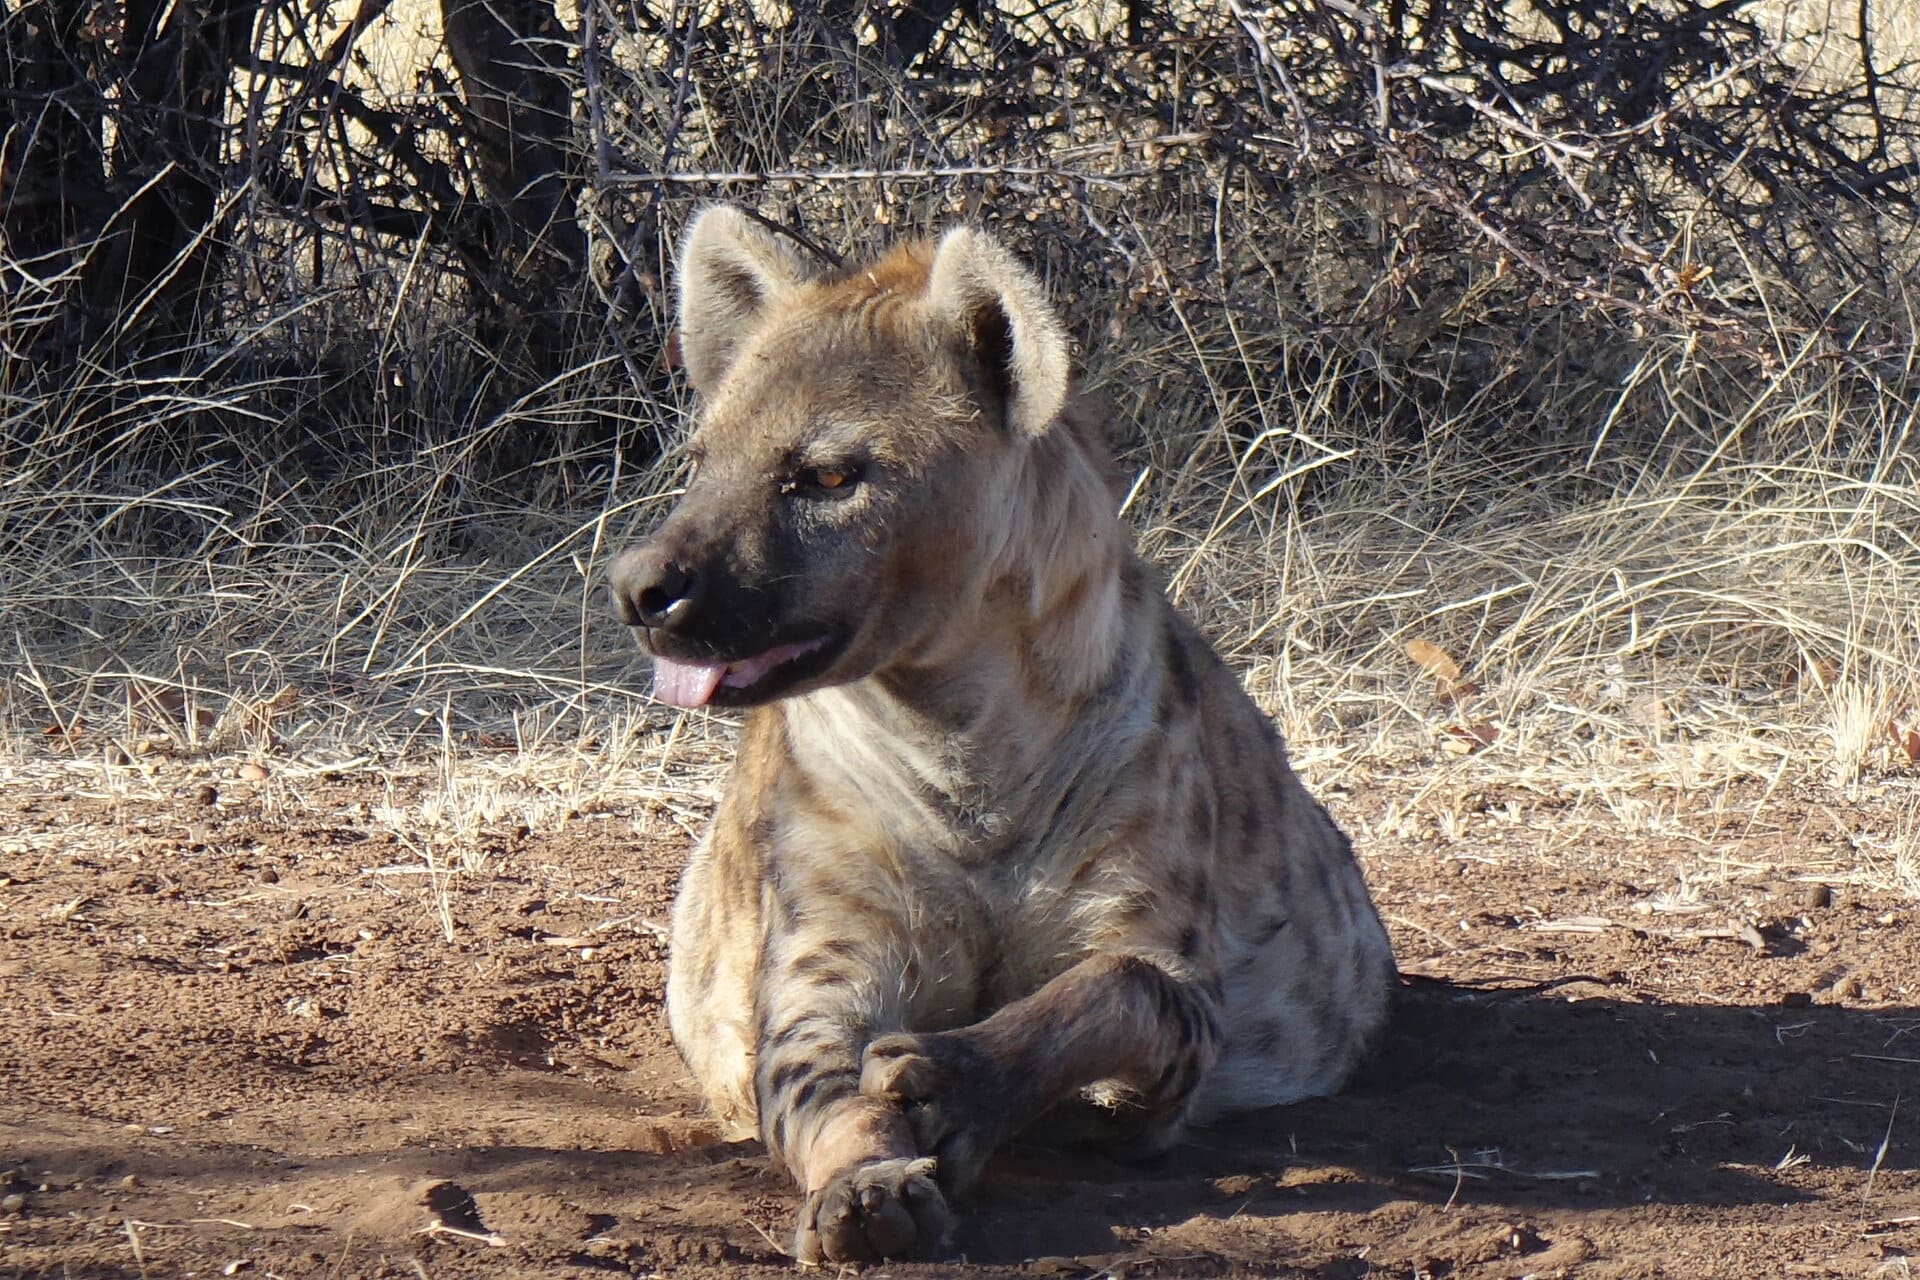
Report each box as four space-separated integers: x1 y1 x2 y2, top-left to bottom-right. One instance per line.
794 1156 952 1265
860 1032 1009 1194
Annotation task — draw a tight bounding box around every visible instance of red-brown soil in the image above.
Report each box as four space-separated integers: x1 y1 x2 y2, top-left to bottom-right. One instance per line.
3 763 1917 1278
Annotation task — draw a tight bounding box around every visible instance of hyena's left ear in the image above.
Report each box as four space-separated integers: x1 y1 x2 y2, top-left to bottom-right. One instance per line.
677 205 809 395
925 227 1071 439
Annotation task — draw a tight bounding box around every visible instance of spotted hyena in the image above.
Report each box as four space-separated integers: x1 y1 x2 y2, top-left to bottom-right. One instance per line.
608 206 1395 1265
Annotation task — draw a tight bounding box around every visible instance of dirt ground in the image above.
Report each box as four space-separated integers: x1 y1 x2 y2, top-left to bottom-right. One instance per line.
4 755 1919 1280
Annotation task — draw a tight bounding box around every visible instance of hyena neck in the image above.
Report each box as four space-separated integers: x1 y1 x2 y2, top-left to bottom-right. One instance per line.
990 406 1130 702
779 644 1117 855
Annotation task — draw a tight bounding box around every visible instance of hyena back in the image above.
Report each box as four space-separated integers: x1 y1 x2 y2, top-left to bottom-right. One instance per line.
609 207 1395 1265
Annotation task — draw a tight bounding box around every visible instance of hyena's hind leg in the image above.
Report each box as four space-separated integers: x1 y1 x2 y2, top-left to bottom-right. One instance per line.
1194 816 1397 1119
860 952 1224 1196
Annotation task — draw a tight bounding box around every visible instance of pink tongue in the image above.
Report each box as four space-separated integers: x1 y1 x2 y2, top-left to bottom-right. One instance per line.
652 656 727 709
718 641 812 690
652 639 824 709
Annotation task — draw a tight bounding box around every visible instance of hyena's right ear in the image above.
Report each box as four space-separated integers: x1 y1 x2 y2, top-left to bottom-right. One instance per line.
676 206 808 395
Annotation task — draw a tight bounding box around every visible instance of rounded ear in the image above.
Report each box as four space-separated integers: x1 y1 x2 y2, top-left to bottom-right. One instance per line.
924 227 1071 438
676 206 809 394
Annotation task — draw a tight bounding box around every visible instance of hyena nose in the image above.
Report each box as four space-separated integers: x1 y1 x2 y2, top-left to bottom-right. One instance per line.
639 563 700 628
610 547 703 631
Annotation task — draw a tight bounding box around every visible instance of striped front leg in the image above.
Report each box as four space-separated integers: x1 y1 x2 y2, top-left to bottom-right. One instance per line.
753 937 955 1264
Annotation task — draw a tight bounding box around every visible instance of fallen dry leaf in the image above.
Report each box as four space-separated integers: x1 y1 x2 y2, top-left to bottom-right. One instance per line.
1404 638 1462 683
1406 639 1482 702
1889 714 1920 766
1439 720 1499 754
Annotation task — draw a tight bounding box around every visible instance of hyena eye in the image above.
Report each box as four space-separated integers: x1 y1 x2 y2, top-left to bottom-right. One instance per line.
787 465 864 498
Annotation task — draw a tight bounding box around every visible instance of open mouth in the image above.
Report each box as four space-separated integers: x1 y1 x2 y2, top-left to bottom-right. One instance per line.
649 635 835 709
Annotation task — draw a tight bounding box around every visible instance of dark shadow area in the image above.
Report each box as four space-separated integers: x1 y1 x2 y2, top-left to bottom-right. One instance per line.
956 980 1920 1262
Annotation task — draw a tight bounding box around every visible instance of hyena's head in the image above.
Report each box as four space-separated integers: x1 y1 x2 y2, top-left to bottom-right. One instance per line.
609 206 1110 710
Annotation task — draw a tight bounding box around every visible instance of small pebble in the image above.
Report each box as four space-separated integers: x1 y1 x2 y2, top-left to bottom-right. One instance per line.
237 762 270 782
1 1193 24 1215
1836 976 1864 1000
120 1174 141 1190
1802 884 1832 910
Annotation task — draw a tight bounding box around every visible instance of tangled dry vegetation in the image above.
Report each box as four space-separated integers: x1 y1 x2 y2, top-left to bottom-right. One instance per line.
3 0 1919 878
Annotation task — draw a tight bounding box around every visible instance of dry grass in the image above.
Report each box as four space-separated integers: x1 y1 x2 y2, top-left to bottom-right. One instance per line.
6 295 1916 871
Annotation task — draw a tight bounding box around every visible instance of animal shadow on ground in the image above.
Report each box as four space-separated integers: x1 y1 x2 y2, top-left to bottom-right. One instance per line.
950 978 1920 1262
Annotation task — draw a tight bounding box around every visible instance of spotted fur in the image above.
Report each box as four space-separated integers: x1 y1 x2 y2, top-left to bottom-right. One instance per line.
609 207 1396 1265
